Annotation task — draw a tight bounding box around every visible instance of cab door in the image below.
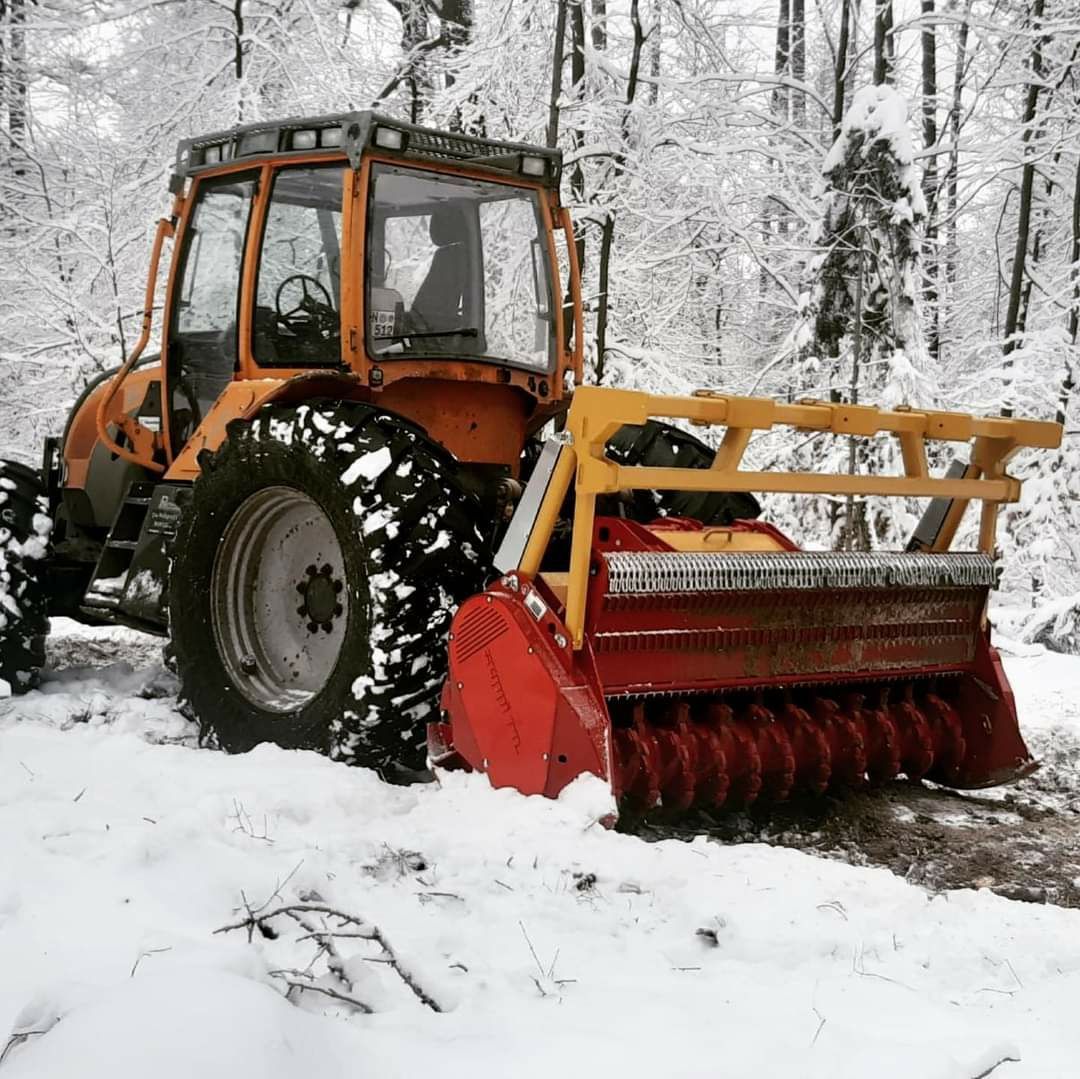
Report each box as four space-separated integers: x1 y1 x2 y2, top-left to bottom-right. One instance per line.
164 170 258 456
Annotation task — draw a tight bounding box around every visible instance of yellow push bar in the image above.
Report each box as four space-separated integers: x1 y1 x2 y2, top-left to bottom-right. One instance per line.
513 386 1062 649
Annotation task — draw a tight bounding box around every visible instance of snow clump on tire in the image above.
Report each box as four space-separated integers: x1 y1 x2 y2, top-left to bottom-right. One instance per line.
0 460 52 697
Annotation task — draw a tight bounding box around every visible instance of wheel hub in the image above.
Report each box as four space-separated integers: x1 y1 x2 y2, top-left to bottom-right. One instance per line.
297 563 344 630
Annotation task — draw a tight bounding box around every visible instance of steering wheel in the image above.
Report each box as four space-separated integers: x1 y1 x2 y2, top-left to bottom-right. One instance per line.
274 274 336 338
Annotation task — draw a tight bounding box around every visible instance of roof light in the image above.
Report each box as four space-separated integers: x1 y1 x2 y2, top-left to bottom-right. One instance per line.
321 127 343 147
373 126 405 151
204 145 221 164
239 130 276 156
292 129 317 150
521 154 546 178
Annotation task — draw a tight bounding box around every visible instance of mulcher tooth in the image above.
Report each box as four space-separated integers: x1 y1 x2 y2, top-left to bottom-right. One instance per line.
860 690 902 783
654 702 697 811
816 696 868 788
923 691 966 784
686 712 731 810
708 702 760 808
891 685 935 779
749 702 796 802
615 704 663 810
782 699 832 795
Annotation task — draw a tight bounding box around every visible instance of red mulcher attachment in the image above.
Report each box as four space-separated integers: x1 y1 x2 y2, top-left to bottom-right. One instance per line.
430 386 1060 817
433 517 1034 815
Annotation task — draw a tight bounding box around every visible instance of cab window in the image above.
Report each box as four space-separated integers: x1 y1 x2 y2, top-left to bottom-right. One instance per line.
367 163 554 372
253 164 346 367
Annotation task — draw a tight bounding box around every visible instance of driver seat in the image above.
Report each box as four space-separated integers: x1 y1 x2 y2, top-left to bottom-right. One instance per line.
410 206 471 343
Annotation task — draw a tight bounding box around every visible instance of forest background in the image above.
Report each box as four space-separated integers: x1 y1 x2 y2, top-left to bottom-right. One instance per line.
0 0 1077 644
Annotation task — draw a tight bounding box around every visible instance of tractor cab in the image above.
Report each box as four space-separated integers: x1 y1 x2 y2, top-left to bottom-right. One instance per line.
84 112 580 492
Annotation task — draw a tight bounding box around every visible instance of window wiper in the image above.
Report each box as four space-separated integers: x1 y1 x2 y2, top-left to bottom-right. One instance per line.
382 327 479 342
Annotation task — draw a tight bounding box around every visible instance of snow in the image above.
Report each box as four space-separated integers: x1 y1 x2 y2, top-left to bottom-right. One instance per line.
341 446 393 486
3 622 1080 1077
823 84 919 173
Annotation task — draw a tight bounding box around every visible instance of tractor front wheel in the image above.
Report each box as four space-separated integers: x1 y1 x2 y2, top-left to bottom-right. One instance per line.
168 402 486 775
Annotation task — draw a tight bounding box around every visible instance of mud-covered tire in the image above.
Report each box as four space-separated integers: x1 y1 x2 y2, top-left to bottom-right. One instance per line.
0 461 51 695
168 402 487 773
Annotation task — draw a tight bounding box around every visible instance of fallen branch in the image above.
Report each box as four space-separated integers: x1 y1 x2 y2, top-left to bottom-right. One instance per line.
0 1029 50 1067
971 1055 1020 1079
216 901 445 1013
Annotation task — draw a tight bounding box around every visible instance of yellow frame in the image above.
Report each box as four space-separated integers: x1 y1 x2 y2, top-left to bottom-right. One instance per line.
515 386 1062 648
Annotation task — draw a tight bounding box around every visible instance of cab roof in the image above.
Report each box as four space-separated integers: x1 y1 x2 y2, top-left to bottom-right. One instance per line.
172 110 563 191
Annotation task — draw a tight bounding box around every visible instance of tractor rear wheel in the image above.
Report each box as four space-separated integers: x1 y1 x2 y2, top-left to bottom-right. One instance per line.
168 402 486 775
0 460 51 695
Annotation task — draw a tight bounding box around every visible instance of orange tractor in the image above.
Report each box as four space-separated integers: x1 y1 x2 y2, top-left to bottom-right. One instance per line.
0 112 1062 811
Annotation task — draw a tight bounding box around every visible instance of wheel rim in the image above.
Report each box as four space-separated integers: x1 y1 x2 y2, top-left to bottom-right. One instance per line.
212 487 350 712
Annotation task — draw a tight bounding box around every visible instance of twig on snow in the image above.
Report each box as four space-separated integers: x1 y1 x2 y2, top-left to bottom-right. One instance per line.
268 968 375 1014
216 901 445 1012
130 946 172 977
970 1055 1020 1079
519 921 575 997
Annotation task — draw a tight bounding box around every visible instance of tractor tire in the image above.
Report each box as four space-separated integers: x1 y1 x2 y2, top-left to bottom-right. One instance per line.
168 401 487 775
0 460 51 695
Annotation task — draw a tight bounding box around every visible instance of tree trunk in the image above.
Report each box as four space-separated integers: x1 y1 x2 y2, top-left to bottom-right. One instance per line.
921 0 939 360
791 0 805 129
647 0 660 106
546 0 568 148
569 0 586 271
873 0 893 85
833 0 851 138
945 12 968 308
8 0 26 177
441 0 473 130
441 0 472 86
1058 151 1080 424
591 0 606 51
1001 0 1046 417
0 0 7 137
763 0 790 295
388 0 433 123
595 212 614 382
618 0 644 170
772 0 790 122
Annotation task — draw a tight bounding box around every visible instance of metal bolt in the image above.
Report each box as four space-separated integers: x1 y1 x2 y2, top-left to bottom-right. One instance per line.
239 654 257 675
555 634 568 648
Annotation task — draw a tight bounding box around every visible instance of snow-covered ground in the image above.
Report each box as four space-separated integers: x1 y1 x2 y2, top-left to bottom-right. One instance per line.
3 620 1080 1078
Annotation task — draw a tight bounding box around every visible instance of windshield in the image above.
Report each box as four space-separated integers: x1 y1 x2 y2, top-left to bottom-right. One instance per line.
367 163 554 371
